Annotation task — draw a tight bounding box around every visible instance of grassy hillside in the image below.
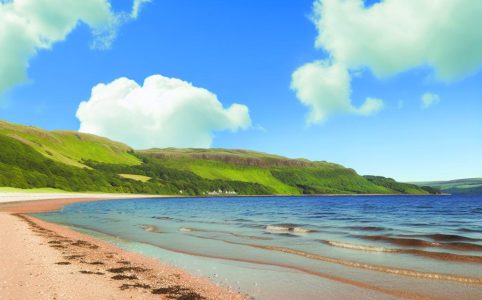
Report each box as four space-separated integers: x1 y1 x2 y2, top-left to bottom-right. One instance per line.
0 120 140 168
0 120 435 196
0 134 270 195
413 178 482 195
139 148 431 195
142 156 300 194
364 176 432 195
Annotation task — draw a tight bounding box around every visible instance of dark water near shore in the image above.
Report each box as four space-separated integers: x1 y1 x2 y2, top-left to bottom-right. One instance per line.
37 195 482 299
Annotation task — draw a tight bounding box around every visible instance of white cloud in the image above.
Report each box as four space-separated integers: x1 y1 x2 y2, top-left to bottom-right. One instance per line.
76 75 252 149
131 0 151 19
292 0 482 124
291 60 383 123
421 92 440 109
314 0 482 81
0 0 148 95
91 0 151 50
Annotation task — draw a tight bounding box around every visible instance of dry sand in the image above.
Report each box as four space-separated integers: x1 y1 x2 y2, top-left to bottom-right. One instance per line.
0 193 247 300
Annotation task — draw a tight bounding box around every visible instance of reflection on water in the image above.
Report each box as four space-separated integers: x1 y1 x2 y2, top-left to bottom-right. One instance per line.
37 195 482 299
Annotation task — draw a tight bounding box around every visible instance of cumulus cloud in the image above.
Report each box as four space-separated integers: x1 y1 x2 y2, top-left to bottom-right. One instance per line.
291 60 383 123
314 0 482 81
0 0 149 95
76 75 252 149
292 0 482 124
421 92 440 109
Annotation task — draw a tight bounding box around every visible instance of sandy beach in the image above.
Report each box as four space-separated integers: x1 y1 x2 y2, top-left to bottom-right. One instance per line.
0 193 246 300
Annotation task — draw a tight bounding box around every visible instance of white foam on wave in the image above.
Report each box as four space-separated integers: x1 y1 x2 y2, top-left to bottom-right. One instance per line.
179 227 207 233
179 227 193 232
326 240 397 252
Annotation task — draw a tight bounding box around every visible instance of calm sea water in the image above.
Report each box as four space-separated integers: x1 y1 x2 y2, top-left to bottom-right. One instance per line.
36 195 482 299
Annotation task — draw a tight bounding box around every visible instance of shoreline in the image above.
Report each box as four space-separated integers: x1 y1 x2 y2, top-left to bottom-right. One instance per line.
0 193 247 299
0 192 459 299
0 191 448 215
0 192 167 213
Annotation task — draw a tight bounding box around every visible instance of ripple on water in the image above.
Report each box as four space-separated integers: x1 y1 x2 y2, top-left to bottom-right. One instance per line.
265 224 317 235
355 234 482 252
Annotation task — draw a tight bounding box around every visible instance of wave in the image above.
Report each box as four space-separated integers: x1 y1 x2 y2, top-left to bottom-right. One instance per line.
407 233 481 242
444 242 482 252
45 218 482 300
151 216 176 221
357 235 437 247
231 233 272 241
458 227 482 233
178 227 207 232
140 237 434 299
404 249 482 263
229 218 252 222
238 223 266 229
253 246 482 284
305 212 337 219
357 235 482 252
265 224 317 235
399 222 433 227
322 240 482 263
346 226 386 232
321 240 397 252
179 227 272 241
189 235 482 284
264 232 300 238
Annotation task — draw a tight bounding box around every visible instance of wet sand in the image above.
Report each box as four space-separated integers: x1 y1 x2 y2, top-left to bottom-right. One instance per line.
0 192 159 213
0 194 246 300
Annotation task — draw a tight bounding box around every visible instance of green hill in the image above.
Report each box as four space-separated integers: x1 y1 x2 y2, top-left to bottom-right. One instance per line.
413 178 482 195
364 176 437 195
0 120 140 168
139 148 398 195
0 120 434 196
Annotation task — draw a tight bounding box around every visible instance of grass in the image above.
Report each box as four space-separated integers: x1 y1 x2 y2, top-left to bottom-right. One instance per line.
0 134 270 195
138 150 437 195
0 119 438 196
155 157 410 195
159 158 300 194
141 147 291 160
413 178 482 194
456 184 482 189
119 174 151 182
0 187 138 195
0 187 70 193
0 120 141 168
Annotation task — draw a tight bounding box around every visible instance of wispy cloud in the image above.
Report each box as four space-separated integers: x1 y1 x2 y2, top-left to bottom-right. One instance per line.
131 0 151 19
0 0 150 95
421 93 440 109
91 0 152 50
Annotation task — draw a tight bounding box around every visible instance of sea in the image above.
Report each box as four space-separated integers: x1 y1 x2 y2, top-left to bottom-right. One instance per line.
35 195 482 299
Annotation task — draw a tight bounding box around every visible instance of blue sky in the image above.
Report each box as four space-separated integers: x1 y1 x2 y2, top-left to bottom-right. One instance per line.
1 0 481 182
